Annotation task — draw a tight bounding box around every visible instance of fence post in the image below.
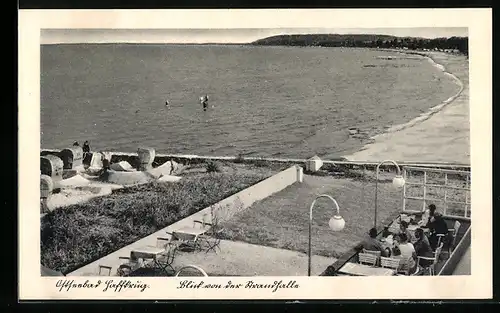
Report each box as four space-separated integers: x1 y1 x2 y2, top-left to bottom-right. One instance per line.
422 171 427 211
402 168 407 212
444 173 448 215
465 174 470 218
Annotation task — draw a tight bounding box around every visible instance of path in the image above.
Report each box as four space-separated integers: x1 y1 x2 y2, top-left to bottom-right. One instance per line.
171 239 335 276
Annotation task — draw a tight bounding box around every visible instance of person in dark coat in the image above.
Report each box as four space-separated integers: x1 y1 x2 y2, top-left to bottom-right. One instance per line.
83 141 91 153
414 228 434 267
427 213 449 250
360 227 389 257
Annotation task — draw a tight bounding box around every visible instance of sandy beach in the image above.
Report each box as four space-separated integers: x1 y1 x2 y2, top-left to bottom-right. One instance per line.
345 51 470 164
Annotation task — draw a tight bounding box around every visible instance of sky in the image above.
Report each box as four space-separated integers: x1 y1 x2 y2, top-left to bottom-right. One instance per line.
41 27 468 44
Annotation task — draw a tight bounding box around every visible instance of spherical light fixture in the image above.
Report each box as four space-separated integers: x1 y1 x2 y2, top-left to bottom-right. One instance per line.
392 175 406 188
329 215 346 232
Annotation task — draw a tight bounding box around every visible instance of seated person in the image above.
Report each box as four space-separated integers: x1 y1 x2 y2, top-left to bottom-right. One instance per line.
399 220 415 243
391 246 405 267
361 227 388 257
427 213 449 250
397 233 417 272
413 228 434 267
419 203 437 227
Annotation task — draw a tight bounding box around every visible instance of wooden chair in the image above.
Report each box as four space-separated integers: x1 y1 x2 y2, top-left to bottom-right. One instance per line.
98 265 112 276
363 249 382 257
362 249 382 265
448 221 461 252
417 242 443 276
380 257 401 271
358 253 378 266
396 257 412 275
438 221 461 258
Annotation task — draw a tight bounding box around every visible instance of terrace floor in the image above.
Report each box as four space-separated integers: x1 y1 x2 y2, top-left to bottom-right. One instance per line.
131 239 335 276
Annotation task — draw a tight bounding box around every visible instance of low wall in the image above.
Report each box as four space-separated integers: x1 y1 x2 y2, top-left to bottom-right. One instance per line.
66 165 302 276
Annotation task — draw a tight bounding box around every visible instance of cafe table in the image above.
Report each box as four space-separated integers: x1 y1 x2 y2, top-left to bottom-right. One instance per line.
407 224 419 231
130 245 166 272
338 262 396 276
172 226 208 250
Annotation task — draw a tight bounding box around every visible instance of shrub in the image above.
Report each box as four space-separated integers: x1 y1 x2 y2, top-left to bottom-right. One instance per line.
205 161 221 173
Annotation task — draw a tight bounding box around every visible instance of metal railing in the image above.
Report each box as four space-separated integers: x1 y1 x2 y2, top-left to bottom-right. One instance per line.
402 166 471 219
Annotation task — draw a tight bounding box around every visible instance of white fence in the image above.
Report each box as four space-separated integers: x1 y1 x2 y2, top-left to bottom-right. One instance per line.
402 166 471 219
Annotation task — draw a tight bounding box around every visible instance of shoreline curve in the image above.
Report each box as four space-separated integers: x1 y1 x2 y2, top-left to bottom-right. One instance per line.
371 50 464 139
344 49 469 163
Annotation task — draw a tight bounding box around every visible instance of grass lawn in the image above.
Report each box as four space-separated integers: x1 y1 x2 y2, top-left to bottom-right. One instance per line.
41 165 270 274
221 174 404 258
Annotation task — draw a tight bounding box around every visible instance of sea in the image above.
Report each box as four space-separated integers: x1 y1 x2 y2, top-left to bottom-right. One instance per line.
41 44 462 160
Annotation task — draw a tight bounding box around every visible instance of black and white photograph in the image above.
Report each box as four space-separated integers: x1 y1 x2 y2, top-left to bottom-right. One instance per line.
19 9 491 300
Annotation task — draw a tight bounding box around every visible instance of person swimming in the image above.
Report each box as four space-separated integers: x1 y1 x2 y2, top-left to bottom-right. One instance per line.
200 95 209 111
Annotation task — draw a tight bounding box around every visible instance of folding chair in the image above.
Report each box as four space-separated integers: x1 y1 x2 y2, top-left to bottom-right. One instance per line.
155 240 178 275
380 257 401 271
358 253 378 266
362 249 382 265
98 265 112 276
196 213 225 254
363 249 382 257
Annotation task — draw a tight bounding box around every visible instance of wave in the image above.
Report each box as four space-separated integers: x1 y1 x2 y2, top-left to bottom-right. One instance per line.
368 52 464 139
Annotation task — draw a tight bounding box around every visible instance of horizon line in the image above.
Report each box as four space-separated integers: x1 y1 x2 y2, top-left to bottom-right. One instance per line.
41 32 468 45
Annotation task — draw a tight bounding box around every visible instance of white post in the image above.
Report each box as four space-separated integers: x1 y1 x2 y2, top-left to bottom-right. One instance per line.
402 168 407 212
297 166 304 183
422 171 427 211
443 173 448 216
465 174 470 218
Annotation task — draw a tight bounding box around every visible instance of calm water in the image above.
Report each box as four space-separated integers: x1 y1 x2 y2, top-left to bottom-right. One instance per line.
41 44 460 159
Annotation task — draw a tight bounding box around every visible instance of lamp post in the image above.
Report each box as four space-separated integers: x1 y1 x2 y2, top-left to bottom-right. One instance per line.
308 194 345 276
374 160 406 228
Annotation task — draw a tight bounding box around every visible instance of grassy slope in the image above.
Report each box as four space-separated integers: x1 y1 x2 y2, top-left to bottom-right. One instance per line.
41 168 268 274
222 174 403 258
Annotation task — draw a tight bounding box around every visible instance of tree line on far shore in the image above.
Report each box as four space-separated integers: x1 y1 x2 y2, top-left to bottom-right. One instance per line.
250 34 468 56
